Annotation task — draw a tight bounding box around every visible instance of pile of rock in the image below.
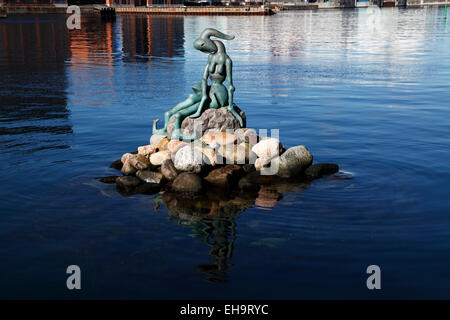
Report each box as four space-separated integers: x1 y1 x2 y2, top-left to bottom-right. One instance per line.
103 128 339 197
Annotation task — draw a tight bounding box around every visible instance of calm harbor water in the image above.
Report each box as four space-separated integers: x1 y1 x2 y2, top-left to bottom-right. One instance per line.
1 8 450 299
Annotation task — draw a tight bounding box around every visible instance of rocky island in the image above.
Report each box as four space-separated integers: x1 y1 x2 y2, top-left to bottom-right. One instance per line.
100 28 339 217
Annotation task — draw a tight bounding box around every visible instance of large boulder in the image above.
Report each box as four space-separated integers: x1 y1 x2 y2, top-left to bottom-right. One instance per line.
172 172 203 195
150 150 171 166
251 137 284 160
167 140 188 155
305 163 339 180
173 144 210 173
161 159 178 181
116 176 142 190
166 105 246 140
204 164 244 189
271 145 313 178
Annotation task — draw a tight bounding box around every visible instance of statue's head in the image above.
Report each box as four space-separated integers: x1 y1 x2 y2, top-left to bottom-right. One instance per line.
194 28 235 54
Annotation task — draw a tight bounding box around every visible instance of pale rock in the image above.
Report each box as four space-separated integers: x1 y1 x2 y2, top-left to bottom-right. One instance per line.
235 128 259 145
129 154 151 170
255 157 268 171
121 160 137 176
138 145 157 157
251 137 284 160
150 150 171 166
200 131 237 146
167 140 188 155
194 143 217 166
156 137 170 151
218 143 255 165
173 145 207 173
121 152 135 164
150 134 166 146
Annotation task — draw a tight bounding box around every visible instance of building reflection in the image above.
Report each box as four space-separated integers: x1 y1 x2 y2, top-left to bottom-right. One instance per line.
0 16 72 154
69 16 116 65
121 15 184 58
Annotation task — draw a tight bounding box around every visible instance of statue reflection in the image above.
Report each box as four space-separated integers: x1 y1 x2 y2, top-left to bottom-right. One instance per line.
159 179 309 282
162 190 255 283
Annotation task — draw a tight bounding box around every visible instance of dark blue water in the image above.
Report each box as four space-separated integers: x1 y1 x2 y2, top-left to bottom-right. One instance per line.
1 8 449 299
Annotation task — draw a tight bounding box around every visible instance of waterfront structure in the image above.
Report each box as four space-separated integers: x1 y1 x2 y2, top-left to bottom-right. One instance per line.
0 0 67 5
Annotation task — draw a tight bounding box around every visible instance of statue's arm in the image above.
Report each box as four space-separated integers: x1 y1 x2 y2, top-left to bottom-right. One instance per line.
201 63 209 99
190 64 210 118
226 57 235 107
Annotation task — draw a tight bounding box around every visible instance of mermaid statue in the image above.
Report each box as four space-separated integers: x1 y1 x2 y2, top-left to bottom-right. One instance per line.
152 28 243 140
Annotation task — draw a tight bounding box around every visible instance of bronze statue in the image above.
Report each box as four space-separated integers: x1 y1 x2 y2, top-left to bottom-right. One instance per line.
153 28 243 140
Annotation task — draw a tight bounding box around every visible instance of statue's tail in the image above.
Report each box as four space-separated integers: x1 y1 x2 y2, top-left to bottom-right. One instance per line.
152 119 159 134
200 28 235 41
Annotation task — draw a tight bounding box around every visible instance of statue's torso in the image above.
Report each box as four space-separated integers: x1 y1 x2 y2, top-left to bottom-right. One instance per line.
208 53 227 83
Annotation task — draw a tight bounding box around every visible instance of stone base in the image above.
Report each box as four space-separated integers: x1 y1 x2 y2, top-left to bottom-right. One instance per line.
166 105 246 140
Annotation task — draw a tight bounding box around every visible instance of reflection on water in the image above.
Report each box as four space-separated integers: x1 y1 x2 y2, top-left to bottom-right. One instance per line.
121 15 184 59
163 191 248 283
0 15 71 155
159 177 313 282
0 14 185 155
193 219 236 283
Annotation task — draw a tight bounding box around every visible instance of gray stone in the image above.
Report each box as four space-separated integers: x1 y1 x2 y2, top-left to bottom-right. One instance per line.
116 176 142 190
271 145 313 178
99 176 119 184
166 105 246 140
173 144 208 173
238 175 261 193
109 159 123 170
172 172 203 195
305 163 339 180
121 160 137 176
238 170 279 190
235 128 259 145
204 164 243 189
161 159 178 181
136 170 164 184
242 164 256 173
